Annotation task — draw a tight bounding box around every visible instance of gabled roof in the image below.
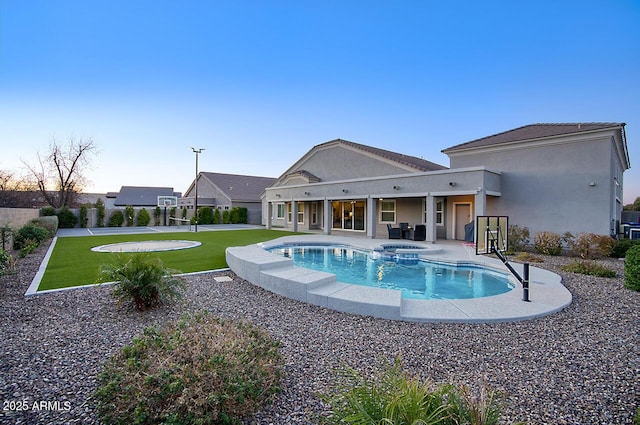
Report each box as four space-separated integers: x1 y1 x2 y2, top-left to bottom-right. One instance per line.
114 186 180 206
320 139 447 172
199 172 276 202
443 122 626 153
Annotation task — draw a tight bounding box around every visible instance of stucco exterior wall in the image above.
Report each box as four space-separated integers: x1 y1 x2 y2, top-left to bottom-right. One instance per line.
0 208 40 229
449 136 615 236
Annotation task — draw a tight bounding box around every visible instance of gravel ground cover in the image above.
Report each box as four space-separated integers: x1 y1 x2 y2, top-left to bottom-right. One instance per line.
0 241 638 424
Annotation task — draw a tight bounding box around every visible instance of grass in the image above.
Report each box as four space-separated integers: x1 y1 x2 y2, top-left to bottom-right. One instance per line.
39 229 298 291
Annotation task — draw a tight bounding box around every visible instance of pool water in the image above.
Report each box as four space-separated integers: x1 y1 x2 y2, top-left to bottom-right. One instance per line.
267 245 513 300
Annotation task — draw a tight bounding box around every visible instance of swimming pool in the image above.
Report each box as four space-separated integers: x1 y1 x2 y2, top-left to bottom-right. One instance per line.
267 244 513 300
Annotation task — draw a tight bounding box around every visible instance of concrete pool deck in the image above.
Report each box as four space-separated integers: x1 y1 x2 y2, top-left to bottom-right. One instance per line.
226 235 572 323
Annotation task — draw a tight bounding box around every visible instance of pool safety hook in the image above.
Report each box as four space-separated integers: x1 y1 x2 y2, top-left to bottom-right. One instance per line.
489 235 530 302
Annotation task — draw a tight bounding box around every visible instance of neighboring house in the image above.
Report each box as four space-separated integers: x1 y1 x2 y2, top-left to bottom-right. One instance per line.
181 172 276 224
263 123 629 242
113 186 181 208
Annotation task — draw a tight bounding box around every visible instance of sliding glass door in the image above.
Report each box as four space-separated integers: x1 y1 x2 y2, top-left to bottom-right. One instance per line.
332 200 365 231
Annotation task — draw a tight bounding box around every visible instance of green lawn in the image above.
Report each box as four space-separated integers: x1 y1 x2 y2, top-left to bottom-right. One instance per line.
39 229 298 291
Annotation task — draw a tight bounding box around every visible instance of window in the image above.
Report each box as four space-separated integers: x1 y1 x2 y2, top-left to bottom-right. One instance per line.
276 203 285 219
380 200 395 223
311 202 317 225
436 199 444 226
297 202 304 224
287 203 292 223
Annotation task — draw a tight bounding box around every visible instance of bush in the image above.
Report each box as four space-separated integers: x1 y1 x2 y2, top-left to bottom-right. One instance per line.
13 223 50 250
197 207 214 224
0 224 12 251
611 238 640 258
222 209 231 224
136 208 151 226
41 206 56 216
213 208 222 224
98 252 186 310
154 206 161 226
181 206 188 219
0 249 16 276
125 205 135 227
625 245 640 291
31 216 58 237
320 357 501 425
561 260 617 278
566 233 615 259
507 225 529 253
79 204 89 228
534 231 564 255
96 198 105 227
513 252 544 263
108 210 125 227
57 206 78 228
19 239 39 258
94 312 282 425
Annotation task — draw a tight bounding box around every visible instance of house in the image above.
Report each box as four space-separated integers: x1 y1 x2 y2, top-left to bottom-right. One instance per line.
112 186 181 209
181 172 276 224
263 123 629 242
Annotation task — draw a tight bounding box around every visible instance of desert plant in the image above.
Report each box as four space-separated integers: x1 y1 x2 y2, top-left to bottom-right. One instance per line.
566 233 615 259
96 198 106 227
512 252 544 263
94 312 282 425
625 245 640 291
213 208 222 224
108 210 125 227
561 260 617 278
13 222 50 250
320 357 502 425
19 239 39 258
533 231 564 255
57 206 78 228
136 208 151 226
507 225 530 253
125 205 135 227
97 252 186 310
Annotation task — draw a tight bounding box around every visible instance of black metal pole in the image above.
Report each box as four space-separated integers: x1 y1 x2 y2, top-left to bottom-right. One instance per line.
191 147 205 232
523 262 530 302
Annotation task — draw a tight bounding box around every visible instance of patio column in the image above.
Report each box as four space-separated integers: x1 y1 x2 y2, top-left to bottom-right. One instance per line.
323 199 332 235
367 196 376 238
474 189 486 220
266 202 272 229
291 201 298 232
425 195 436 243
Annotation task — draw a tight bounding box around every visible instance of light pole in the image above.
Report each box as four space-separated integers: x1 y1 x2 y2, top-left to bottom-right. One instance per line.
191 147 205 232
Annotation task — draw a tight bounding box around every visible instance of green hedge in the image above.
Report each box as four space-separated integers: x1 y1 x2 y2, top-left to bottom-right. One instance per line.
624 245 640 291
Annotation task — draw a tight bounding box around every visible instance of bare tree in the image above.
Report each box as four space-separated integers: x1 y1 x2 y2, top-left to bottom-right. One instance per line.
23 137 98 208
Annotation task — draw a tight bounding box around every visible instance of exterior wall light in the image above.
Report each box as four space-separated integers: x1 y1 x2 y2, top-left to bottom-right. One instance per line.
449 182 456 187
393 185 400 190
589 182 596 186
275 194 281 198
304 191 310 195
342 189 348 193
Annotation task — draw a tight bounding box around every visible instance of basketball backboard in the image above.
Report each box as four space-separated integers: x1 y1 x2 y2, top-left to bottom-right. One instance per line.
157 196 178 208
476 216 509 255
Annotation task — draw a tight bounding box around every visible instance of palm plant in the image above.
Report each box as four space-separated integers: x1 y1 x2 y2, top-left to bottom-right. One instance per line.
98 252 186 310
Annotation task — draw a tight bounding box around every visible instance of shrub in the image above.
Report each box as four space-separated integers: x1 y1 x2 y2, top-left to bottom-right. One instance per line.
13 223 50 250
513 252 544 263
320 357 501 425
213 208 222 224
154 206 161 226
625 245 640 291
0 224 12 251
31 216 58 237
97 252 186 310
566 233 615 259
96 198 105 227
197 207 214 224
181 206 188 219
611 238 640 258
79 204 89 228
222 209 231 224
19 239 39 258
125 205 135 227
108 210 125 227
507 225 529 253
136 208 151 226
57 206 78 228
94 312 282 425
561 260 617 278
169 207 177 220
0 249 16 276
41 206 56 216
534 231 564 255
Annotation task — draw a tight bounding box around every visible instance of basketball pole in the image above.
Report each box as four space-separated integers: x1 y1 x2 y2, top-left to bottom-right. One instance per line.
191 147 205 232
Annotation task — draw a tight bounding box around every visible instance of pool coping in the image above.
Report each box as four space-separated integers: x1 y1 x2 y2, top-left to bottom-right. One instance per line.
225 235 572 323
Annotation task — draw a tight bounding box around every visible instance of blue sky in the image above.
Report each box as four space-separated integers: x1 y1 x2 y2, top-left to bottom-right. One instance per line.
1 0 639 203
